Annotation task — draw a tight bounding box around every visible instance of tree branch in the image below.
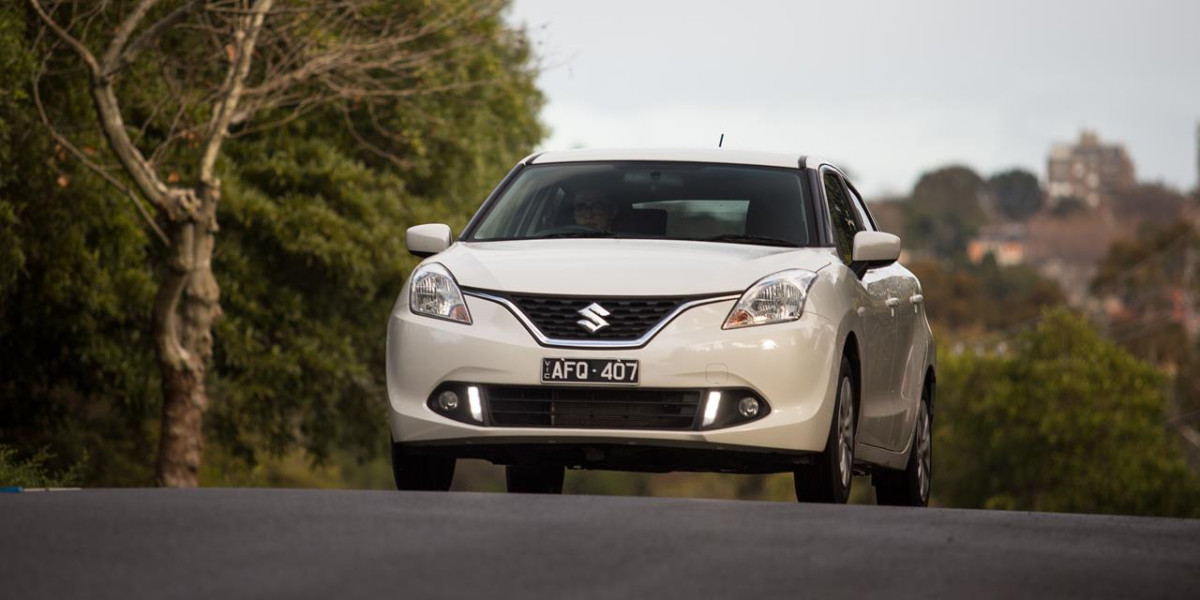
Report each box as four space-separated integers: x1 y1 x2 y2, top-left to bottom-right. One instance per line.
100 0 162 75
31 69 170 246
33 0 181 214
29 0 101 76
90 74 175 211
340 105 413 171
199 0 273 183
108 0 205 77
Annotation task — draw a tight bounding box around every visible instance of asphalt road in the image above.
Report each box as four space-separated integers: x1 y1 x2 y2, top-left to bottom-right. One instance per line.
2 489 1198 599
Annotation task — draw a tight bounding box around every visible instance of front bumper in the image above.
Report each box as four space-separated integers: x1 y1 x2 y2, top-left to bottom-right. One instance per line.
386 289 843 465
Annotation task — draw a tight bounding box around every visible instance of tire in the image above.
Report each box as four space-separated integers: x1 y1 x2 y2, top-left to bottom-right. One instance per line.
391 443 455 491
506 464 565 494
794 356 856 503
874 386 932 507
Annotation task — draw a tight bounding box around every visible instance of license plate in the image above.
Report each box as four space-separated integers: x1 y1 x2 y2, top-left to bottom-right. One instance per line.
541 358 640 384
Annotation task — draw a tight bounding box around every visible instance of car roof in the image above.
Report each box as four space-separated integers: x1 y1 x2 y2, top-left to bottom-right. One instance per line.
529 148 820 169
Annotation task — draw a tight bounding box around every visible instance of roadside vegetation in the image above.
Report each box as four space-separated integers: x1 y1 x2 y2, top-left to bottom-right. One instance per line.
1 0 542 486
0 445 81 488
937 309 1200 517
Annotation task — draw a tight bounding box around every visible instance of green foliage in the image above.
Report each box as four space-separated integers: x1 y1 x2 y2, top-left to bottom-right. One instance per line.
1093 221 1196 315
988 169 1043 221
203 0 544 469
1 0 544 484
902 165 989 259
908 258 1065 336
0 5 161 485
0 2 32 293
1093 220 1200 431
935 308 1200 517
209 134 412 464
0 444 82 488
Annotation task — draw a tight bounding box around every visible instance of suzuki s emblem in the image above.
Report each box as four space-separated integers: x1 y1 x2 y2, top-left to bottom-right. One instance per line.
576 303 611 333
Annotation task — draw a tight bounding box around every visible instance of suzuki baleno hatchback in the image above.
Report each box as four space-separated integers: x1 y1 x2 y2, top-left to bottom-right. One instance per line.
387 148 936 505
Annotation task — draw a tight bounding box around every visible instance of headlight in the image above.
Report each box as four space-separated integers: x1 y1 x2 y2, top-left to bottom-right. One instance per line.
409 263 472 324
723 269 817 329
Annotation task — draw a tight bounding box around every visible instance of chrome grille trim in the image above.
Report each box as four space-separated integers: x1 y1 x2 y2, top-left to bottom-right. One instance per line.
464 290 739 349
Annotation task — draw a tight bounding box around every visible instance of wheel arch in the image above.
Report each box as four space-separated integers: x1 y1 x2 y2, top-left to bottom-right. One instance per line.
842 331 862 418
924 366 936 419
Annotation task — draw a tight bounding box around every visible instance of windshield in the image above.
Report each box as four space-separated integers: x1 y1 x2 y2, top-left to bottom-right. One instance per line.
465 162 815 246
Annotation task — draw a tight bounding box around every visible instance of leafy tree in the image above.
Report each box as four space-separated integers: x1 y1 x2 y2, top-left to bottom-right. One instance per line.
204 9 543 469
1092 221 1200 449
27 0 537 486
907 258 1064 335
1092 221 1196 361
1 4 161 484
902 165 989 259
935 308 1200 517
988 169 1043 221
3 1 543 486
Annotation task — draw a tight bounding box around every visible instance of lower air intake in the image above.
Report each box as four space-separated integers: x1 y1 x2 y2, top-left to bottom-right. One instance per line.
485 386 700 430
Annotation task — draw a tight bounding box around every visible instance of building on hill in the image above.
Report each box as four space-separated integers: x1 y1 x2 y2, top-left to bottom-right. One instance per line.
1046 130 1135 210
967 224 1027 266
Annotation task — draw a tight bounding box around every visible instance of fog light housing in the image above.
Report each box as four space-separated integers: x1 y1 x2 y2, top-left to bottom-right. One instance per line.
737 396 760 418
697 388 770 430
436 390 459 412
427 383 484 425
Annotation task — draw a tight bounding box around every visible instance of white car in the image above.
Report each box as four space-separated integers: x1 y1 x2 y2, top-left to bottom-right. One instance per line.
386 148 936 505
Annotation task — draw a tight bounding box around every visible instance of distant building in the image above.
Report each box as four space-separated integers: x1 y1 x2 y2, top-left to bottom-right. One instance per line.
967 224 1026 266
1046 130 1135 209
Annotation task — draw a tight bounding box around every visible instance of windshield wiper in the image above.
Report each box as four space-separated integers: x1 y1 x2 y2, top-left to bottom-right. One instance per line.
694 234 799 247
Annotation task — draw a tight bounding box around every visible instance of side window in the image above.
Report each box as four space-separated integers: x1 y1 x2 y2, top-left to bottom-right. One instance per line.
844 180 876 232
823 171 862 264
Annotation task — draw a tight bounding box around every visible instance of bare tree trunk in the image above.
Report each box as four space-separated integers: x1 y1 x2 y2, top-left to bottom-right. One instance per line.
152 182 221 487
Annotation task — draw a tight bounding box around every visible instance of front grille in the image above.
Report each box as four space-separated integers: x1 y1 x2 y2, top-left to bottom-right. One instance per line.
486 386 701 430
506 294 682 340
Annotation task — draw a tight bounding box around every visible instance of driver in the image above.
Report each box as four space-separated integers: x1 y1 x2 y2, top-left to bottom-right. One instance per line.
572 189 617 232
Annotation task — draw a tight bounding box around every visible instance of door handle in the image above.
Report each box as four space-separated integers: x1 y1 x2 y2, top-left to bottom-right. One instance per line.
885 297 900 316
910 294 923 313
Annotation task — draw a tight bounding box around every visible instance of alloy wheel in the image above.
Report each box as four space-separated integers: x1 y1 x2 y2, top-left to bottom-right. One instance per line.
916 403 931 504
837 376 855 490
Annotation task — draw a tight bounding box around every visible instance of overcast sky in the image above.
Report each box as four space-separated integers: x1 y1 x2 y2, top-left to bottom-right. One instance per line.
506 0 1200 197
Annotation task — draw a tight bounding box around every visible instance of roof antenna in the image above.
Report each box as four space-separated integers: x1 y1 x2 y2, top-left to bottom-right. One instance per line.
718 133 725 148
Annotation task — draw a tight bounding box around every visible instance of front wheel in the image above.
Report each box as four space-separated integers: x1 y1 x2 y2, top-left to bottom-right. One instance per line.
794 357 856 503
874 391 932 507
506 464 564 494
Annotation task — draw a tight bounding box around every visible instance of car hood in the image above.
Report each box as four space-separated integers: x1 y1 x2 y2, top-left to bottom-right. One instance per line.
431 239 836 296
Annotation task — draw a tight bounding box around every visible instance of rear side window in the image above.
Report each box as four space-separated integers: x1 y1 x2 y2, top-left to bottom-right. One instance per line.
823 171 862 264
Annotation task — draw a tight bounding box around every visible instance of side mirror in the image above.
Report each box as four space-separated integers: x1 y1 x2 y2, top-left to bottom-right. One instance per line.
406 223 453 258
850 231 901 278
